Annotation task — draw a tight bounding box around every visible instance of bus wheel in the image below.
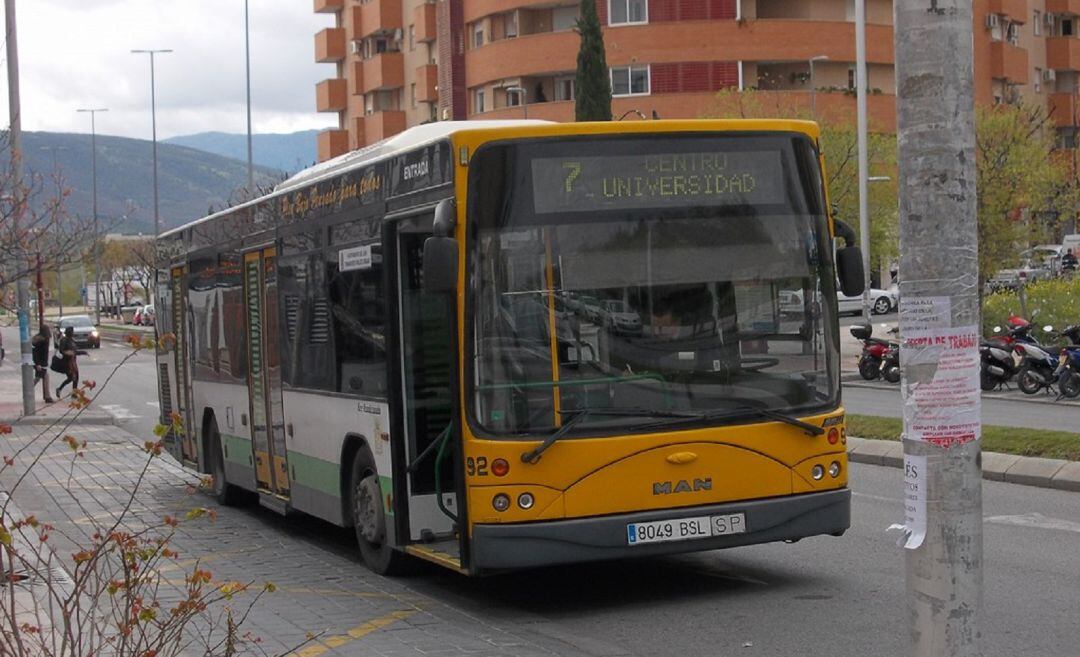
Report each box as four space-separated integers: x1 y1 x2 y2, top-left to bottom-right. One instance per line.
350 448 412 575
208 418 243 506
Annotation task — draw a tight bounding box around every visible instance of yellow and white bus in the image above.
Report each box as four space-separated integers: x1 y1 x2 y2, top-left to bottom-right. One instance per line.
155 119 864 575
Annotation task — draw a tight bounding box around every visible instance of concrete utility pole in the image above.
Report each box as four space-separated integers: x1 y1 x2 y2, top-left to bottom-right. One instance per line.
6 0 35 415
244 0 254 196
131 48 171 240
894 1 982 656
855 0 872 317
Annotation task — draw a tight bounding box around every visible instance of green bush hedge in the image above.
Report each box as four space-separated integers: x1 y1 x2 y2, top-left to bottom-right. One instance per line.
983 277 1080 337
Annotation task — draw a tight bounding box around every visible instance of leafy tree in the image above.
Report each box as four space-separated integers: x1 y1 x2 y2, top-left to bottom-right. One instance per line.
975 102 1077 287
704 89 899 284
574 0 612 122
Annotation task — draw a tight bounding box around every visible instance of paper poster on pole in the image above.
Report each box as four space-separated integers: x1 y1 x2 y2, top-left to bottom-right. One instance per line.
899 454 927 549
899 297 981 448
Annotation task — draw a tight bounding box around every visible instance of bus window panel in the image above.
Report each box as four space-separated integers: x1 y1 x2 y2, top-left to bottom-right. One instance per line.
281 229 322 255
327 248 387 398
277 253 335 391
188 256 218 382
218 252 247 383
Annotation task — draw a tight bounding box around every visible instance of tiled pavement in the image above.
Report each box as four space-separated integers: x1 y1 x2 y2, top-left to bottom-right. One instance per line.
0 423 628 657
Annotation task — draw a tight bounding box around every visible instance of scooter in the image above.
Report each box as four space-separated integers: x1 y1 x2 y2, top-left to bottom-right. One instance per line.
1052 325 1080 399
851 323 899 381
881 340 901 383
979 319 1036 391
1014 324 1076 395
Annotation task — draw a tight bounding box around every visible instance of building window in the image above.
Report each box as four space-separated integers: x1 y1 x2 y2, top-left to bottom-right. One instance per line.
506 88 521 107
1034 11 1042 36
1064 18 1074 36
1035 68 1042 94
611 65 649 96
1005 21 1020 45
411 83 417 107
474 88 485 113
505 12 518 38
409 25 415 50
847 68 856 90
608 0 647 25
555 76 575 101
473 24 484 47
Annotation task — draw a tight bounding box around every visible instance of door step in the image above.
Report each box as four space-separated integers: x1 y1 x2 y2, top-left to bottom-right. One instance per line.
405 540 466 574
257 492 290 515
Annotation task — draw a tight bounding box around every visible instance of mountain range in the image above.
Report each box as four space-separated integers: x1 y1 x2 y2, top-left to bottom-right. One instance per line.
164 130 320 174
16 131 313 234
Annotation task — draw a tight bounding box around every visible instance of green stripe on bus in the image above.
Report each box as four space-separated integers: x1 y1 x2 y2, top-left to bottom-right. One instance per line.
221 433 252 467
288 451 341 498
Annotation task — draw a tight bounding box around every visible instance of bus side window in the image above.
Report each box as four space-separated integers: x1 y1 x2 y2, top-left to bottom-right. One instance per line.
277 253 335 391
327 244 387 397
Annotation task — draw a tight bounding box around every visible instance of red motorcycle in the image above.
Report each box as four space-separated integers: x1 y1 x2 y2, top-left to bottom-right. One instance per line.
851 324 899 382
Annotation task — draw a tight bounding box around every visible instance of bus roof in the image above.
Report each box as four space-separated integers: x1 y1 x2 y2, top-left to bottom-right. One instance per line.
160 118 821 240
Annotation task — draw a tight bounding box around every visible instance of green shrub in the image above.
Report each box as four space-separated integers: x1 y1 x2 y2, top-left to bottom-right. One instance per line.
983 277 1080 338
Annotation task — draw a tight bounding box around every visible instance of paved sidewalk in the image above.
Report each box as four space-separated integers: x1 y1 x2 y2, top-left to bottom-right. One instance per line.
0 423 617 657
0 360 114 426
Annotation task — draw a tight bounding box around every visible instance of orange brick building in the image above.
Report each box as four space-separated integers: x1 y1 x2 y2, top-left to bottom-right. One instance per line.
314 0 1080 161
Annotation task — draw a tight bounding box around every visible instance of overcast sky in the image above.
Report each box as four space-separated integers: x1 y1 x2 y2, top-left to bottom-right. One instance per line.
1 0 338 140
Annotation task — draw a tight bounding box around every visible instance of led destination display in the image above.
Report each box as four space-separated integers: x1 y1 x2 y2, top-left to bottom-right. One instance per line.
530 150 785 214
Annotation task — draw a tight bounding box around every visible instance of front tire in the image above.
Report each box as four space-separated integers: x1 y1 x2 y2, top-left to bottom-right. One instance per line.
882 364 901 383
350 447 413 575
980 368 999 391
1016 365 1042 395
858 356 881 381
872 297 892 315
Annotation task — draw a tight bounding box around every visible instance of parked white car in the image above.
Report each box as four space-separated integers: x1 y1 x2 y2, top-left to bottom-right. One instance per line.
781 287 897 316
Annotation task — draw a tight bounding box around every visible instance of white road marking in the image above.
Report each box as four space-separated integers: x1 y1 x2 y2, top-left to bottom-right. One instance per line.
146 401 159 407
99 404 141 420
854 491 900 503
985 513 1080 534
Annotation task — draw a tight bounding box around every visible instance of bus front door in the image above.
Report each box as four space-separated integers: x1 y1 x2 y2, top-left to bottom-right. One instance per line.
242 247 290 498
169 266 198 465
393 219 463 569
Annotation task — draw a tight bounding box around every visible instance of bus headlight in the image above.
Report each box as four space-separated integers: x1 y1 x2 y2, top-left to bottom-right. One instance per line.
517 492 534 510
829 461 841 478
492 493 510 512
811 464 825 480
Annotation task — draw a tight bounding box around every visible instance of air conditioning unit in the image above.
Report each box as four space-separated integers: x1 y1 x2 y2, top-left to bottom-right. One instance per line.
1044 69 1057 82
393 28 404 42
349 40 362 55
985 13 999 29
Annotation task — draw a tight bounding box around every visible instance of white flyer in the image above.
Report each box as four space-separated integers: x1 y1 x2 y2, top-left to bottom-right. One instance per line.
899 454 927 549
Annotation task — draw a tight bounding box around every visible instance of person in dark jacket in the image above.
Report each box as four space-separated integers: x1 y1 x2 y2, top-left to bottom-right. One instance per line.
31 324 55 404
55 326 79 399
1062 249 1078 273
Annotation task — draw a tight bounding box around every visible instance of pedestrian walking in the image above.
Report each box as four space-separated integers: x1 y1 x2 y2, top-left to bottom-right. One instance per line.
1062 248 1077 273
31 324 55 404
55 326 79 399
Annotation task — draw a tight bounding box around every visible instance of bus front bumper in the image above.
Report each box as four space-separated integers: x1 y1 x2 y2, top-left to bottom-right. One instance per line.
471 488 850 571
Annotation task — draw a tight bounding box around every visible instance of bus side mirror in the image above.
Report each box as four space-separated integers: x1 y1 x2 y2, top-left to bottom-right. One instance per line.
837 246 865 297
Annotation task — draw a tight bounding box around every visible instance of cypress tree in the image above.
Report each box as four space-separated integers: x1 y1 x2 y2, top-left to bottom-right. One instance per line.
574 0 612 122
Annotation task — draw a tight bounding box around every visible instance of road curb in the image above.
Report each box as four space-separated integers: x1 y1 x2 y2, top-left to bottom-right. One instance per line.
841 378 1080 407
1 413 116 427
847 436 1079 492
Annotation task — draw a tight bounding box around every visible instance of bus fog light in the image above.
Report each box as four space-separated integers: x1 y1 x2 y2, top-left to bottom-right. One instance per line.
811 465 825 480
517 493 535 509
492 493 510 512
829 461 841 478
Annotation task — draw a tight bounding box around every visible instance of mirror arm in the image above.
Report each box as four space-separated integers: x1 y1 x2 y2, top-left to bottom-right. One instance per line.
834 219 858 248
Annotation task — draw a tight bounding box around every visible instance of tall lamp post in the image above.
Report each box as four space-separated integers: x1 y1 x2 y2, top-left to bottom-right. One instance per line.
76 107 107 325
131 48 172 241
244 0 254 196
809 55 829 118
506 86 528 119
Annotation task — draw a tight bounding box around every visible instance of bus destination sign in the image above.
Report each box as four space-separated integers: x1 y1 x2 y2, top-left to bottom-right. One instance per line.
530 151 784 214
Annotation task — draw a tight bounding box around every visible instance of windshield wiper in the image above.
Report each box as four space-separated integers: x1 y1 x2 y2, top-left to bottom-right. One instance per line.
520 407 697 464
638 403 825 437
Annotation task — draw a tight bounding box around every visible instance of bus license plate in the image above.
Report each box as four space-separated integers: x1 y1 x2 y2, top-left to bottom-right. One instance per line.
626 513 746 546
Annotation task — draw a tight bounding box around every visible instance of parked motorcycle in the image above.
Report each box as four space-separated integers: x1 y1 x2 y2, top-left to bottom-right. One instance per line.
979 318 1037 391
1052 325 1080 399
1015 324 1078 395
851 323 899 382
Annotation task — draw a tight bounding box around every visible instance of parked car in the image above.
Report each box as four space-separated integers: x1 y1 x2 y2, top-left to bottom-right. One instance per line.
781 287 896 316
55 315 100 349
578 296 604 323
600 299 643 335
986 265 1050 293
1020 245 1063 275
139 305 155 326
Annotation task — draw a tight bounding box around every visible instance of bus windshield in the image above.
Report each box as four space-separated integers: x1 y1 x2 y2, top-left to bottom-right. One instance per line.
467 133 839 438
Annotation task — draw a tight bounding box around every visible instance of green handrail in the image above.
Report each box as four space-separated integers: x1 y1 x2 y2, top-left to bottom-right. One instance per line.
433 423 457 523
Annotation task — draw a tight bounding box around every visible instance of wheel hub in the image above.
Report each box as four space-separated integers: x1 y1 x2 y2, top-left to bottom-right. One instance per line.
355 476 383 544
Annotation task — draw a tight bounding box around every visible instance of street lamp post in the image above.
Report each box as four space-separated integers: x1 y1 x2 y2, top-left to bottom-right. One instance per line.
76 107 107 325
131 49 172 241
809 55 829 119
506 86 527 119
244 0 254 196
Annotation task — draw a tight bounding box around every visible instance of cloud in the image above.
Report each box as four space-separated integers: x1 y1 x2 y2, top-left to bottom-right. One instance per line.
1 0 337 139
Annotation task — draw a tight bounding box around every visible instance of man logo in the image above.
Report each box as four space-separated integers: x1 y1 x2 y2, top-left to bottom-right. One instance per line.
652 478 712 495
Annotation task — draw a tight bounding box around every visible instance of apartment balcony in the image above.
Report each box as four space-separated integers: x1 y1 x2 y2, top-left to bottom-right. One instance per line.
314 0 343 13
414 2 437 42
1048 37 1080 72
1046 0 1080 15
1050 92 1079 127
359 0 403 38
364 110 407 142
989 0 1028 21
362 51 404 90
316 78 348 112
415 64 438 102
315 27 346 63
990 41 1029 82
317 129 349 162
